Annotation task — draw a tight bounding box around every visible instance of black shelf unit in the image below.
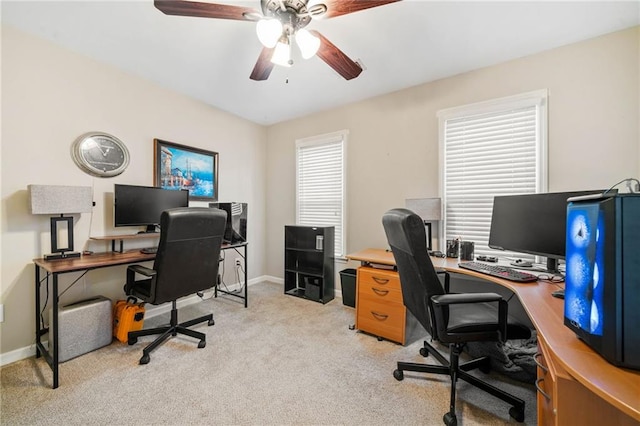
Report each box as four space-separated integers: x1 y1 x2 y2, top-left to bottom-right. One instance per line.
284 226 335 304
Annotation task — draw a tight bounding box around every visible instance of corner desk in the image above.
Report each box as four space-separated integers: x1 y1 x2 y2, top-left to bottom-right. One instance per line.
346 248 640 426
33 242 248 389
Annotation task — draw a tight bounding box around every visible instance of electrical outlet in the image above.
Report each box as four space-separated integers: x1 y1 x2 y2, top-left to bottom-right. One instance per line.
235 258 241 266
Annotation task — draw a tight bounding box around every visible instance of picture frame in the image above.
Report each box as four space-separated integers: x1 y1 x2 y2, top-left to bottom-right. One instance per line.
154 139 219 201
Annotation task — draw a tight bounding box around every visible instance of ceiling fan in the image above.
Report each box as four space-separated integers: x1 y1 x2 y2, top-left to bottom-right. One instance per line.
154 0 401 81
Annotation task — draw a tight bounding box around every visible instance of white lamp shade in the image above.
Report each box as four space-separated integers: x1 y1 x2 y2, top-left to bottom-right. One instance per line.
295 29 320 59
256 18 282 48
271 40 292 67
29 185 93 214
405 198 442 221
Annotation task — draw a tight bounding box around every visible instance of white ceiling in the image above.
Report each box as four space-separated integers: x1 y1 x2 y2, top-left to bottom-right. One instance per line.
2 1 639 125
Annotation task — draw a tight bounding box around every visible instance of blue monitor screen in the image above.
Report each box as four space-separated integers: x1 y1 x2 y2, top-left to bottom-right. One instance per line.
564 203 604 336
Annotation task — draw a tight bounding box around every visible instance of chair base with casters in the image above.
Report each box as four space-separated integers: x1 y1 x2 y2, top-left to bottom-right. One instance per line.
393 340 524 425
127 300 215 365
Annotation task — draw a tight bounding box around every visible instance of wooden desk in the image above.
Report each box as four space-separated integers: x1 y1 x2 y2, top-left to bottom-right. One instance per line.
33 242 248 389
346 248 640 425
34 251 155 389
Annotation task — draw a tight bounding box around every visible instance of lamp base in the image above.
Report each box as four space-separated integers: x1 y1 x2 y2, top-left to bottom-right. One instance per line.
44 252 81 261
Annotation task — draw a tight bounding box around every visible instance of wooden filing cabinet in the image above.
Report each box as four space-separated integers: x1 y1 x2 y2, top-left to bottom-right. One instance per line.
355 266 415 345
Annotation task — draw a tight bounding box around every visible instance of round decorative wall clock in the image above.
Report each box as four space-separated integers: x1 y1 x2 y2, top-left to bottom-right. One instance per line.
71 132 130 177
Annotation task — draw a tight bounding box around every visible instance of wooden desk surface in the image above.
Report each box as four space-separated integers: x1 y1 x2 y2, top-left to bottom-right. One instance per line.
33 251 155 273
33 242 247 274
347 248 640 421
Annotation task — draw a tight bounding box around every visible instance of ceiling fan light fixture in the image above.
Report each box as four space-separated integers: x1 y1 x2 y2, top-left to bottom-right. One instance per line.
295 28 320 59
306 1 328 19
271 37 292 67
256 18 283 48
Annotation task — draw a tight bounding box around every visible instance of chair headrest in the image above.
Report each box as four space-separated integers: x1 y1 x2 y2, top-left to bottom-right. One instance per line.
382 208 426 254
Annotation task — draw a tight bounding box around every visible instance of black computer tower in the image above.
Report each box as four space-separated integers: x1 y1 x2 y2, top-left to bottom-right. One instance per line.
564 193 640 370
209 202 247 244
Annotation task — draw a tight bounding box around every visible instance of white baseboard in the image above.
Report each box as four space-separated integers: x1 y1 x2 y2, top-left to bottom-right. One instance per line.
0 276 270 367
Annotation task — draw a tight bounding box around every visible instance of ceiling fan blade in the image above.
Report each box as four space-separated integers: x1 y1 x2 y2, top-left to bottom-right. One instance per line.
309 30 362 80
320 0 401 19
154 0 260 21
250 47 276 81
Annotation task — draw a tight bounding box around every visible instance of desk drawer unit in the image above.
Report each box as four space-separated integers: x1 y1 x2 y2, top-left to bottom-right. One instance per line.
356 267 407 344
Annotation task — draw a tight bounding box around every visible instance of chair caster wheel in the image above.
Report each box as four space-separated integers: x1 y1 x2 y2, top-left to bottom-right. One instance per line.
208 319 215 326
509 406 524 422
419 347 429 357
443 412 457 426
393 369 404 381
198 340 206 349
128 337 138 345
139 354 150 365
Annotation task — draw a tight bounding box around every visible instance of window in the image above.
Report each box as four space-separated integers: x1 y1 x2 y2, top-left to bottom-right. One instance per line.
296 130 347 257
438 90 548 258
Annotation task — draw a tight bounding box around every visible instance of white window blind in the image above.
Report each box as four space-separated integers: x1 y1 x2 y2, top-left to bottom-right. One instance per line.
439 90 548 258
296 131 347 257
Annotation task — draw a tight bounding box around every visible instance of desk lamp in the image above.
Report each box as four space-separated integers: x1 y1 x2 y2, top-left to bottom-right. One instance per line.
29 185 93 260
405 197 442 251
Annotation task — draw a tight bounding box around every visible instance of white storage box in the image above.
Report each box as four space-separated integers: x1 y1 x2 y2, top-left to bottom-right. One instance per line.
49 296 112 362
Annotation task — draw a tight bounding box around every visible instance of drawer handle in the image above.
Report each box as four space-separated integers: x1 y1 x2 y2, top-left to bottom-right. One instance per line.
533 353 548 373
371 311 389 321
372 287 389 297
372 277 389 285
535 377 551 401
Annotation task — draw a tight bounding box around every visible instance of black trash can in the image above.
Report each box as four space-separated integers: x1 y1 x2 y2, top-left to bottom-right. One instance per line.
339 268 357 308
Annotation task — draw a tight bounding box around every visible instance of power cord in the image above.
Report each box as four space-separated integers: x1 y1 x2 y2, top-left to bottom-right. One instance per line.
604 177 640 195
233 262 246 294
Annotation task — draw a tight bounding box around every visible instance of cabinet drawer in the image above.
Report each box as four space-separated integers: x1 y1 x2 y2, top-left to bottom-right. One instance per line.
358 278 402 303
356 293 405 343
534 345 556 426
358 267 400 288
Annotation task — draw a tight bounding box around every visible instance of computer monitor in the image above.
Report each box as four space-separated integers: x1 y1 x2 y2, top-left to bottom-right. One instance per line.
488 190 607 273
209 202 247 244
114 184 189 233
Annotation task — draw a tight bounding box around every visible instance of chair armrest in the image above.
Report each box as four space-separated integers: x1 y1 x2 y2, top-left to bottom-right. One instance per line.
127 264 156 277
431 292 508 342
436 270 450 293
125 265 157 295
431 292 502 306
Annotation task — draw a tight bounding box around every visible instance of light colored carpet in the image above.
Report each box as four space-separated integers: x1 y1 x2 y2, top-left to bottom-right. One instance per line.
1 281 536 425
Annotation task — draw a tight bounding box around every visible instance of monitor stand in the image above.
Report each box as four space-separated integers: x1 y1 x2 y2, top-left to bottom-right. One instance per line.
545 258 562 274
138 225 159 234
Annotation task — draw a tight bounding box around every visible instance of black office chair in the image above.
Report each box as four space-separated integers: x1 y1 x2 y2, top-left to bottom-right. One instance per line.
124 207 227 365
382 208 531 426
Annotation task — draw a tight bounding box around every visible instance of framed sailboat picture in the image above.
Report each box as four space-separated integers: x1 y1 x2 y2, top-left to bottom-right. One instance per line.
153 139 219 201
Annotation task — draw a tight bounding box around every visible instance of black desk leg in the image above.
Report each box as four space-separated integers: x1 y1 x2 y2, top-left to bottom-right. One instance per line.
52 273 59 389
244 245 248 308
34 265 41 358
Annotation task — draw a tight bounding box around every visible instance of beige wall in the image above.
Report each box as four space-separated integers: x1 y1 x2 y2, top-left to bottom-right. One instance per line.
265 27 640 278
1 27 267 357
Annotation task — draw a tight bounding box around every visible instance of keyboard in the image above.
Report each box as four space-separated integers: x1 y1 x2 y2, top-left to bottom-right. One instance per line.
140 247 158 254
458 261 538 283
